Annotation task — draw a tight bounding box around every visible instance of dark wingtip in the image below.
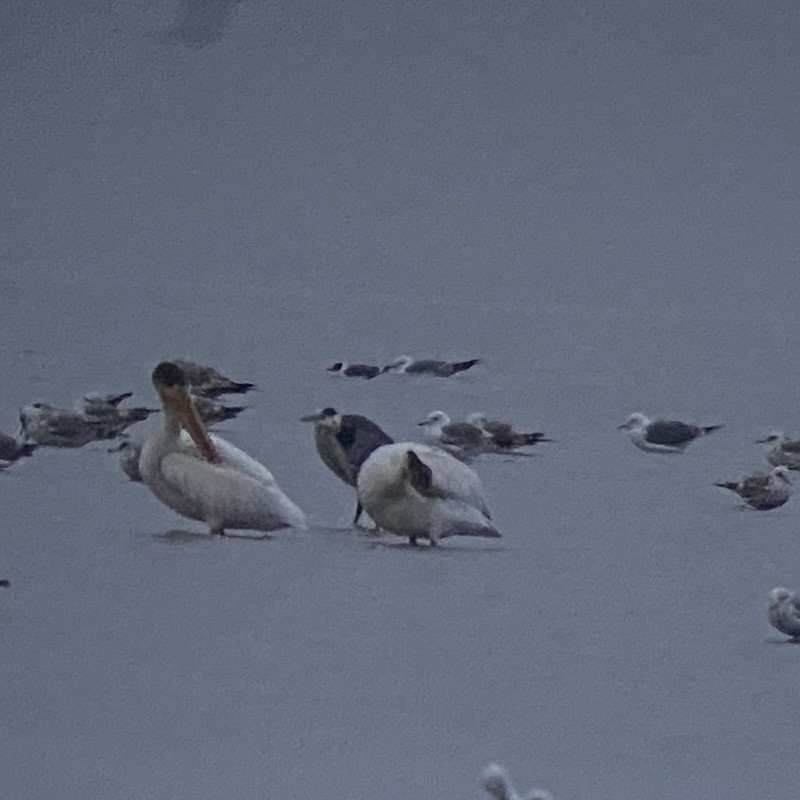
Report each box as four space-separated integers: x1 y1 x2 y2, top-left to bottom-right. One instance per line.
703 424 724 435
451 358 481 373
229 381 256 394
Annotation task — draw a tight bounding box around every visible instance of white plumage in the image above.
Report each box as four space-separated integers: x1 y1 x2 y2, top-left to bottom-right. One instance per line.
140 362 305 536
356 442 498 544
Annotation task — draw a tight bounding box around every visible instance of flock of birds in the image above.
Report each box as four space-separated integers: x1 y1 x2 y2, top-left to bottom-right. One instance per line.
3 356 800 641
3 355 800 798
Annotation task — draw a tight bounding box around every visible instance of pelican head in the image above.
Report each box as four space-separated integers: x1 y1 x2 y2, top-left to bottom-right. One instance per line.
418 410 450 428
152 361 219 463
300 407 341 428
617 412 649 431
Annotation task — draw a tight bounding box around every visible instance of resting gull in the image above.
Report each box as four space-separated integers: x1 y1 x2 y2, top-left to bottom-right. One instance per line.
383 355 481 377
300 407 393 525
20 402 111 448
0 431 36 469
81 393 158 436
326 361 385 379
767 587 800 641
418 410 491 457
172 359 255 398
191 394 247 426
357 443 499 545
467 412 552 450
617 412 723 453
480 763 553 800
109 437 144 482
715 466 791 510
81 391 136 416
756 432 800 471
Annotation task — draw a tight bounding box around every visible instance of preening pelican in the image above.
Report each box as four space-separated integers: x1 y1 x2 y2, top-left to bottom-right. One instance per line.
139 362 306 536
356 442 499 545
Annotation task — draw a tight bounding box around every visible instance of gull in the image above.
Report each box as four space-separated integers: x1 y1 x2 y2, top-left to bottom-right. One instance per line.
756 431 800 471
418 410 491 457
480 763 553 800
0 432 36 469
326 361 385 379
467 412 552 450
171 359 256 398
715 466 791 510
81 391 136 416
767 587 800 641
383 355 481 377
140 361 306 537
20 402 110 448
617 412 723 453
108 437 143 483
81 393 159 436
357 443 499 545
300 407 393 525
191 394 247 427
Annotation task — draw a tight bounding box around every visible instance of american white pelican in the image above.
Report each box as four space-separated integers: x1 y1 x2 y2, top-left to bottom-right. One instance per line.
480 763 553 800
768 587 800 641
326 361 385 379
139 361 306 536
757 431 800 470
467 413 552 450
356 442 499 545
715 466 791 510
617 412 723 453
300 407 393 525
172 359 255 397
383 355 481 376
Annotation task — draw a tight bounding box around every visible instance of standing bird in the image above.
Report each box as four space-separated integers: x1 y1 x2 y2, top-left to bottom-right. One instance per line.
480 763 553 800
383 355 481 377
767 587 800 641
171 359 255 398
326 361 385 379
0 431 36 469
418 410 491 457
300 407 393 525
467 412 552 450
757 431 800 471
617 412 723 453
357 442 499 545
715 466 791 510
140 362 305 536
19 402 110 448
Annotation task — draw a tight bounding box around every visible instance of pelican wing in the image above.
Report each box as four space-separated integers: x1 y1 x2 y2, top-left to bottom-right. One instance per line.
412 445 490 517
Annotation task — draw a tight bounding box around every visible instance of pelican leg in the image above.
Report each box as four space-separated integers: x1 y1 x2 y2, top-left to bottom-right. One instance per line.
352 501 364 526
408 534 418 546
210 526 226 537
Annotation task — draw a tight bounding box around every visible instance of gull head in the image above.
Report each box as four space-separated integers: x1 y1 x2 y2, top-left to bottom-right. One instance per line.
770 587 794 605
384 355 413 372
418 410 451 428
480 764 513 800
773 465 792 484
617 412 649 431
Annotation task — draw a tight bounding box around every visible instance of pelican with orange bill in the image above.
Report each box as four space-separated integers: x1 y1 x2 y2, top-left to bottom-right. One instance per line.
139 361 306 537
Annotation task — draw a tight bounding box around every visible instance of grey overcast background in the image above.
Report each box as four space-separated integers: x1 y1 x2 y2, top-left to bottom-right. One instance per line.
2 1 800 798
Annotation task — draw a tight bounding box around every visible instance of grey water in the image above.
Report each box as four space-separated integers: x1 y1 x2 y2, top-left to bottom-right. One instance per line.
2 1 800 798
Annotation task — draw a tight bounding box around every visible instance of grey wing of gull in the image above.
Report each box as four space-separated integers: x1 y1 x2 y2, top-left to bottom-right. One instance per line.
405 359 445 374
0 433 20 460
644 420 700 445
484 420 514 438
738 473 771 497
441 422 485 446
50 414 104 438
781 439 800 453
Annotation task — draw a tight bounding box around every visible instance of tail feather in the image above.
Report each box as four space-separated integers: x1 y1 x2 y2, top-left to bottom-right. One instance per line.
451 358 480 374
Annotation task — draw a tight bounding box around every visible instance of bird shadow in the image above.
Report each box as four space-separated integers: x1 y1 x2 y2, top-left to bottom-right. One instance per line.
152 529 271 544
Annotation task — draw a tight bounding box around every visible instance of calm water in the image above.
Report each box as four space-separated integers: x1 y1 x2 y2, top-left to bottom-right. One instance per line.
2 2 800 798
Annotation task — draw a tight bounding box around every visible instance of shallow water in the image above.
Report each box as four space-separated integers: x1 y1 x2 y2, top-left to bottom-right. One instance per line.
2 2 800 798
